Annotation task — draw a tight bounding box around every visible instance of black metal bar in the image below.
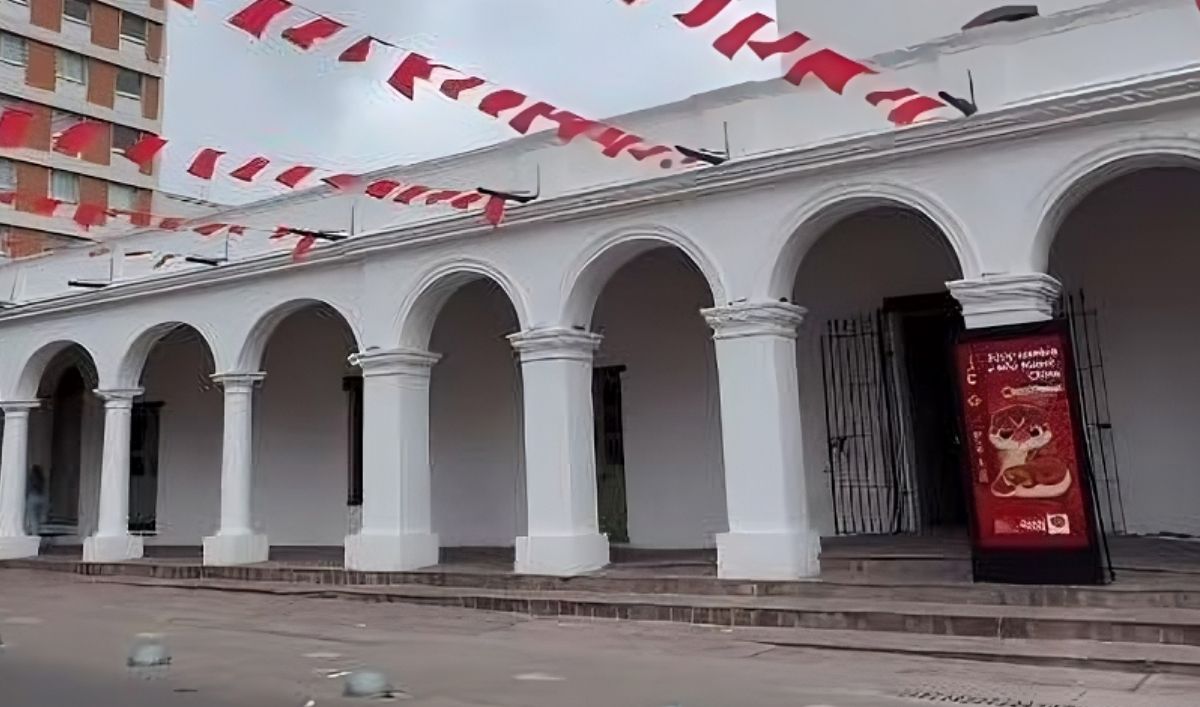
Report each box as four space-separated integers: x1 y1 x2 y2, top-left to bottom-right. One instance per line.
1081 290 1126 533
848 316 872 533
856 313 882 534
838 318 863 533
876 309 904 533
820 320 841 536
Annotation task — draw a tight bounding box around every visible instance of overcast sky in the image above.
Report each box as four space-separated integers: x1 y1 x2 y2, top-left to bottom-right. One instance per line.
160 0 778 203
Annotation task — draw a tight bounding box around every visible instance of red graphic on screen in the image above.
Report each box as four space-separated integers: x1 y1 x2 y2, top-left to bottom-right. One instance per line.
956 332 1093 550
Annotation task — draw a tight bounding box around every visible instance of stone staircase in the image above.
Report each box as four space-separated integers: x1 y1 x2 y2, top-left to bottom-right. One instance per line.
8 555 1200 675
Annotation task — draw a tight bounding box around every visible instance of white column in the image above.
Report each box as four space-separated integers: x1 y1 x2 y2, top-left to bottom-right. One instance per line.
703 301 820 580
948 273 1063 330
82 388 144 563
203 372 268 566
0 401 40 559
344 348 442 572
509 327 609 576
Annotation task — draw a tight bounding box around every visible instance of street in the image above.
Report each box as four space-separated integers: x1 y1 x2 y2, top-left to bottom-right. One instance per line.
1 570 1198 706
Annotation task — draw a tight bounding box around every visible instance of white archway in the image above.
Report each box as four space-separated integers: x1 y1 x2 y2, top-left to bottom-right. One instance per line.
395 258 531 350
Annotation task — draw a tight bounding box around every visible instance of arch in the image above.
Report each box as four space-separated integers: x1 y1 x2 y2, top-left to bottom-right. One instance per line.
1031 137 1200 269
561 224 728 328
11 339 99 400
114 321 220 390
765 182 979 298
395 258 531 349
235 298 363 372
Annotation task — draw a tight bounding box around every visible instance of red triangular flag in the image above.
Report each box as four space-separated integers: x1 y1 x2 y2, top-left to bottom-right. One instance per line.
229 156 270 182
158 217 185 230
194 223 228 237
364 179 400 199
121 134 168 167
187 148 225 180
484 196 506 227
228 0 292 39
449 192 483 210
292 234 316 261
53 121 105 156
171 0 195 8
388 53 435 99
338 37 373 62
0 108 33 148
73 203 107 229
323 173 360 190
393 185 430 204
271 226 292 239
24 196 60 217
282 16 344 49
229 225 247 236
0 191 15 205
276 165 316 188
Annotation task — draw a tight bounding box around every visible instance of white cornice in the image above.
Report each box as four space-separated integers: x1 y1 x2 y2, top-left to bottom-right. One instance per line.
4 65 1200 323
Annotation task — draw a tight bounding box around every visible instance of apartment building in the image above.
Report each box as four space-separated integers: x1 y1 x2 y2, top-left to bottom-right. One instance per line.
0 0 165 259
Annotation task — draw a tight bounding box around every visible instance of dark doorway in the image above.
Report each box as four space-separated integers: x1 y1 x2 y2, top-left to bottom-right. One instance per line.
128 402 162 534
886 293 968 530
344 376 363 508
592 366 629 543
47 367 85 529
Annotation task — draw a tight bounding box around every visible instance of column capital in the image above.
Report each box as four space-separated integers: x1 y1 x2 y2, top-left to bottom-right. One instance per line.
948 273 1062 330
702 301 807 340
508 327 602 363
94 388 143 407
349 348 442 378
211 372 266 392
0 400 40 416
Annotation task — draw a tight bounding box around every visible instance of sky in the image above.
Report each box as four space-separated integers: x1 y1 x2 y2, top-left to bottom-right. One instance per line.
160 0 779 204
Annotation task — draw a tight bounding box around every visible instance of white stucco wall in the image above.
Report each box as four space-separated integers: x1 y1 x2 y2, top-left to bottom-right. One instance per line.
429 280 526 547
593 249 727 549
1050 167 1200 538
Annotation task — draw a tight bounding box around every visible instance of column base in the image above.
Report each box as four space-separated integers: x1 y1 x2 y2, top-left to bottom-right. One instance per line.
82 534 144 563
344 532 439 572
0 534 40 560
515 533 609 576
717 530 821 580
202 533 269 566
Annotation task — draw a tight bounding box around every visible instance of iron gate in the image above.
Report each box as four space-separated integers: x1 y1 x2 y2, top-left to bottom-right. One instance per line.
819 313 911 535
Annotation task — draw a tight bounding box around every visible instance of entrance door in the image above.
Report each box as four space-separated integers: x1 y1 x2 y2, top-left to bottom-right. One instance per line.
46 368 84 531
887 294 968 530
592 366 629 543
128 402 162 534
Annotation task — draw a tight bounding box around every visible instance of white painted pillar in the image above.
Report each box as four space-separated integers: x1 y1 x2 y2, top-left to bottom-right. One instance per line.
509 327 609 576
0 401 40 559
948 273 1063 330
82 388 144 563
344 348 442 572
703 301 820 580
203 373 268 566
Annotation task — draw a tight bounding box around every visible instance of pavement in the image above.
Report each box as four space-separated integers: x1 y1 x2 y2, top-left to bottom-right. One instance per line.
2 570 1200 707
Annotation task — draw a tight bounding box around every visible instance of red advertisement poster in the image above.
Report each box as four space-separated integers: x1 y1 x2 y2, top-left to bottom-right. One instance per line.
955 328 1093 551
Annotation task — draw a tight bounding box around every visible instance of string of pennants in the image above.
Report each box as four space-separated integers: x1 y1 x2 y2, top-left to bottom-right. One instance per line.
616 0 949 125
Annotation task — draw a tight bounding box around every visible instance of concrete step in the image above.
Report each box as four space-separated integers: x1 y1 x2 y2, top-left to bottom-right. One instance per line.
8 556 1200 611
67 573 1200 650
738 626 1200 677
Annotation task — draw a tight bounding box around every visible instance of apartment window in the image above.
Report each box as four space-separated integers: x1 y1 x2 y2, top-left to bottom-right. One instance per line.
120 13 147 44
0 33 26 67
62 0 89 24
0 158 15 191
116 69 142 99
50 170 79 203
56 50 87 85
108 183 136 211
112 124 140 153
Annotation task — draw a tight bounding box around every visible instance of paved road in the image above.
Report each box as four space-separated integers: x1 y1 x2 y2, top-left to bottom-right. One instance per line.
2 570 1198 706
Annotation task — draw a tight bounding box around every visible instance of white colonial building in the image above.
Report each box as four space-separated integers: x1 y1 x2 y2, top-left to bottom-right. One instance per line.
0 0 1198 579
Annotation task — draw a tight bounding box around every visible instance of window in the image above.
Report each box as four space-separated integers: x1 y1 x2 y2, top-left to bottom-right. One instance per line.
50 170 79 203
112 125 141 153
108 183 136 211
0 33 26 67
62 0 89 24
120 12 147 43
56 50 86 84
116 69 142 99
0 158 14 191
